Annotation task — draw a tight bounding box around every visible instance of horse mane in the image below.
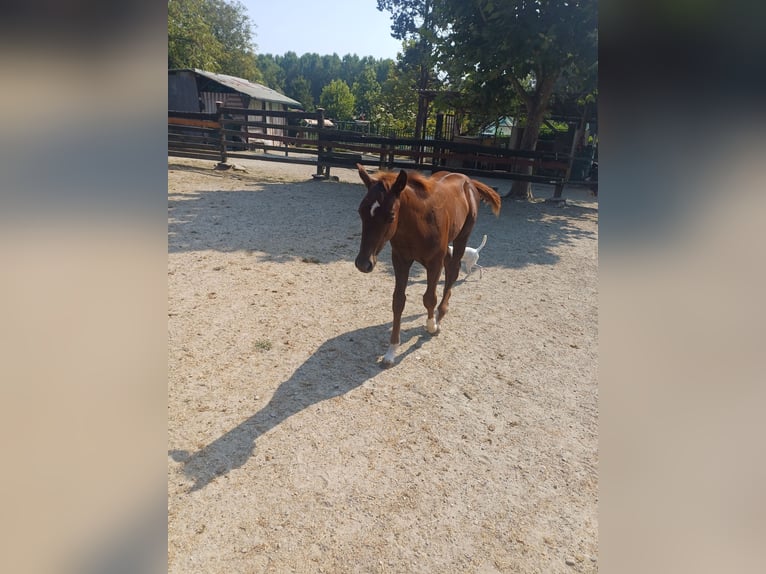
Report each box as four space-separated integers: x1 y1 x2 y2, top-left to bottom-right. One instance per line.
373 170 500 215
375 169 434 197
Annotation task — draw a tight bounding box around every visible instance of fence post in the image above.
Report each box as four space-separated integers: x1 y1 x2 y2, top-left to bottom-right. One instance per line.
379 142 387 170
314 108 326 178
284 122 289 157
432 112 444 171
216 101 227 166
549 151 567 202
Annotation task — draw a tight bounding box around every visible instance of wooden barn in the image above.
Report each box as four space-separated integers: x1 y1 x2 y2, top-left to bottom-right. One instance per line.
168 68 303 146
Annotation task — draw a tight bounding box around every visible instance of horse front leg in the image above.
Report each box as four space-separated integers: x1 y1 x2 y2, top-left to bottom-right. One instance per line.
383 253 413 366
423 260 443 335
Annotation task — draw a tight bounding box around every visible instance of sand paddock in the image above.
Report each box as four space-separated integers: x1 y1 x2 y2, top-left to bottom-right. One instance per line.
168 157 598 573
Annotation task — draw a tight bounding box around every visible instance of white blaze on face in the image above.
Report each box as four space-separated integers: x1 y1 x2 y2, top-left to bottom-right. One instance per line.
370 200 380 217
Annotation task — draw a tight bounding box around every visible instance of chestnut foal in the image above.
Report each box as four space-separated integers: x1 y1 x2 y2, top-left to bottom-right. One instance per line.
354 164 501 365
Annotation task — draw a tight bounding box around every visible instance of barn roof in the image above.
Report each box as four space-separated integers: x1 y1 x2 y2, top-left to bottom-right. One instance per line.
169 68 303 108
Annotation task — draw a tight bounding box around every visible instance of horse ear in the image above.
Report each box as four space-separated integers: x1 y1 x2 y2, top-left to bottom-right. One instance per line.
391 170 407 197
356 163 372 187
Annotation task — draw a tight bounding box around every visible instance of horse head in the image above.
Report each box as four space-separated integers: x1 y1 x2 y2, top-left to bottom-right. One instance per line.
354 164 407 273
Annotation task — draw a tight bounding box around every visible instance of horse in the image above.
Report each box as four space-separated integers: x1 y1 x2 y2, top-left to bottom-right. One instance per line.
354 164 501 366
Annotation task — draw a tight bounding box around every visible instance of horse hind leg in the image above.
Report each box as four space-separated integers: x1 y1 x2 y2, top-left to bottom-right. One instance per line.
423 262 441 334
439 213 475 320
437 241 465 322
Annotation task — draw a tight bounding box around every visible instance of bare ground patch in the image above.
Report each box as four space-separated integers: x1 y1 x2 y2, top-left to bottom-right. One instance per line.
168 157 598 573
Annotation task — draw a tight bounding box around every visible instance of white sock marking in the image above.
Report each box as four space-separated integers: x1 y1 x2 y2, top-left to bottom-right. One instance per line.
383 344 398 365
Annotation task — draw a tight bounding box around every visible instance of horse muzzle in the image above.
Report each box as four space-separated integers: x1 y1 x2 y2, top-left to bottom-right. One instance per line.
355 254 376 273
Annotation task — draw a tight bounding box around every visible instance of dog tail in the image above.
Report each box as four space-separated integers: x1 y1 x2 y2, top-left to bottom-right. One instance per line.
476 234 487 252
472 179 502 216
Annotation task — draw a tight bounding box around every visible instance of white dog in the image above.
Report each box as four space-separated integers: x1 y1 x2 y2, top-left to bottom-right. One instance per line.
448 234 487 278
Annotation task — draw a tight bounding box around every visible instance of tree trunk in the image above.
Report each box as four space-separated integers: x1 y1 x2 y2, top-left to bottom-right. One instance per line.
414 52 431 164
414 90 429 165
507 73 558 200
508 108 546 199
414 0 432 145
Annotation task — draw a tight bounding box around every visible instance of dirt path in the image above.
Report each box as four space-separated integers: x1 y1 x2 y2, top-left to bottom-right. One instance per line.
168 157 598 573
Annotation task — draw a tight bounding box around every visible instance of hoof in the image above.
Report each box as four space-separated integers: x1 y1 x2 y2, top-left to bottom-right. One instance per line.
381 345 398 366
426 318 440 335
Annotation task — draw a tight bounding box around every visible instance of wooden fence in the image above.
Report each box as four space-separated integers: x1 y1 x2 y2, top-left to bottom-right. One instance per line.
169 104 591 198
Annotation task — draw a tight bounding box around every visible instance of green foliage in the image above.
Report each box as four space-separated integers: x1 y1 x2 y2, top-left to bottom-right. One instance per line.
252 52 396 114
255 53 286 91
377 65 418 132
429 0 597 196
378 0 438 137
245 50 414 131
539 120 569 136
168 0 225 71
169 0 597 156
168 0 261 81
433 0 598 124
319 80 356 121
287 76 315 111
377 0 432 41
352 67 383 121
205 0 262 81
253 338 272 351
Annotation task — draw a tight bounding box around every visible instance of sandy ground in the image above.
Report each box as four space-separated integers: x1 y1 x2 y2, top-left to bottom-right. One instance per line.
168 155 598 573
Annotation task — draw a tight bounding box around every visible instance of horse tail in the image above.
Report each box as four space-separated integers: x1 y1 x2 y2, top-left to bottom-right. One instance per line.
472 180 502 216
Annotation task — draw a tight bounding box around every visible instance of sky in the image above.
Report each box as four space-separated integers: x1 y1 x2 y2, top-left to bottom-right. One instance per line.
241 0 403 60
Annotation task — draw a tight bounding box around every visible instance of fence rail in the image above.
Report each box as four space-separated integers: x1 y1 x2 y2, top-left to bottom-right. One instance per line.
169 104 590 197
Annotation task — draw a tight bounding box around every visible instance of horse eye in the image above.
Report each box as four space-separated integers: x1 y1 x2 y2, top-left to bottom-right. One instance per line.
386 212 395 222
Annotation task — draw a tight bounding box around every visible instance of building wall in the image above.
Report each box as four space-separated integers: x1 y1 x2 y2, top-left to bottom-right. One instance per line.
169 70 294 147
168 71 200 112
247 100 288 141
199 91 246 115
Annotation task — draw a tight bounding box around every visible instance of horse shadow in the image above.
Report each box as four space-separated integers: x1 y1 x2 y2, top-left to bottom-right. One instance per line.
169 318 424 492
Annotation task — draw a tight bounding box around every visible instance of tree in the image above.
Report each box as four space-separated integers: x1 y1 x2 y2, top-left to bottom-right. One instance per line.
434 0 598 198
287 75 314 110
204 0 261 80
319 80 356 121
352 66 383 121
253 52 397 116
255 53 286 91
168 0 225 71
168 0 261 81
377 0 439 139
378 63 418 134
